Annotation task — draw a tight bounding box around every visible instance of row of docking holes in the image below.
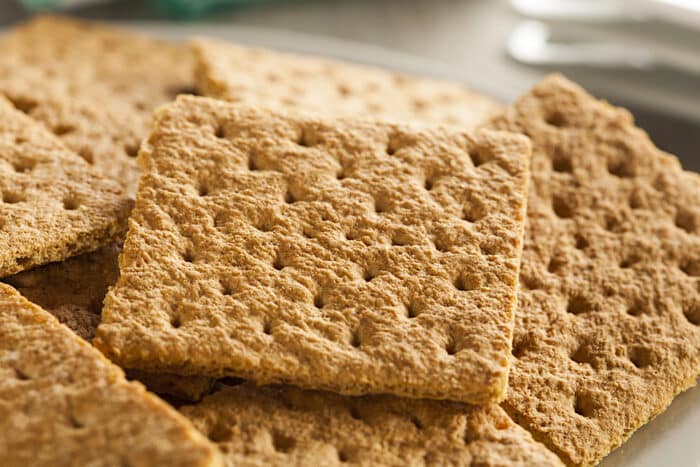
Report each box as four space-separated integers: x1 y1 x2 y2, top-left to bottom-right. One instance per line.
1 187 82 211
178 249 478 356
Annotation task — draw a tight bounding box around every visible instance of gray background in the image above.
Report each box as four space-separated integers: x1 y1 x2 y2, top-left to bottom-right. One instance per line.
1 0 699 168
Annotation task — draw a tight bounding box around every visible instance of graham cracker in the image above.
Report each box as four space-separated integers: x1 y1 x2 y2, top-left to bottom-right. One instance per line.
486 75 700 466
0 15 195 195
0 283 221 467
3 245 215 402
180 381 563 466
95 96 531 404
192 38 501 127
0 95 130 278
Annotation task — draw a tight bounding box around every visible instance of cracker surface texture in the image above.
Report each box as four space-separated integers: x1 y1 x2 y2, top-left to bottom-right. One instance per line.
181 382 563 467
487 75 700 466
192 39 501 127
95 96 531 404
3 245 215 401
0 95 130 278
0 15 194 194
0 283 221 467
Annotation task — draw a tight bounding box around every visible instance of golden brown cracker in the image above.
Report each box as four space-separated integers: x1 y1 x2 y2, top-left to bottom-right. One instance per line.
95 96 531 404
0 282 221 467
487 74 700 466
0 15 195 195
192 38 501 127
0 95 130 278
181 381 563 466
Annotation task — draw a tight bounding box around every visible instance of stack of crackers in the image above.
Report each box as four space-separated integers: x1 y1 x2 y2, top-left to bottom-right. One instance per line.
1 16 698 467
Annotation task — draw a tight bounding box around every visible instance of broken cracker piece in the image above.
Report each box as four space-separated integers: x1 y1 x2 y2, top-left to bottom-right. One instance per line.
0 282 221 467
0 95 130 278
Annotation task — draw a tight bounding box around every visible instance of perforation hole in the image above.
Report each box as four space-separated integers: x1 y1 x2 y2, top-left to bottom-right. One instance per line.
336 166 347 180
386 139 398 155
284 190 296 204
469 145 493 167
570 344 594 366
552 151 573 173
350 330 361 348
627 299 647 317
424 177 435 191
349 406 362 421
53 124 75 136
454 273 482 292
462 205 485 223
271 431 295 453
14 368 30 381
604 215 620 232
124 142 139 158
2 191 24 204
262 320 272 336
511 338 532 359
374 197 390 214
69 414 84 429
545 111 567 128
620 255 640 269
629 192 644 210
552 196 574 218
675 209 697 234
183 251 195 263
313 294 324 309
574 234 588 250
78 148 94 164
207 422 232 443
248 155 259 171
272 255 285 271
214 125 225 139
12 160 36 173
363 268 376 282
628 346 654 369
445 337 457 356
607 159 635 178
338 450 350 463
198 183 209 197
547 257 565 274
220 280 234 296
297 128 310 147
171 316 182 329
683 304 700 325
567 294 594 315
574 392 596 418
411 416 424 430
406 301 419 319
63 196 79 210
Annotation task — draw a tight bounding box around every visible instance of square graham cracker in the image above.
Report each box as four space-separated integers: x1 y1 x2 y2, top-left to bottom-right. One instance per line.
0 95 130 278
0 16 195 195
192 38 502 127
0 283 221 467
3 245 215 401
95 96 532 404
487 75 700 466
180 381 563 466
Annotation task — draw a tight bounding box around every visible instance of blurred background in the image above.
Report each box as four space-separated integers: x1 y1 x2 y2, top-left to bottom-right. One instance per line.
1 0 698 169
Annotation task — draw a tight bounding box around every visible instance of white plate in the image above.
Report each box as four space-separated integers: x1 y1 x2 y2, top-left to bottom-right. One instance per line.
128 22 700 467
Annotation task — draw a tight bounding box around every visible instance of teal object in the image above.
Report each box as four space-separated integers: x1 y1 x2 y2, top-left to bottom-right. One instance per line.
21 0 267 17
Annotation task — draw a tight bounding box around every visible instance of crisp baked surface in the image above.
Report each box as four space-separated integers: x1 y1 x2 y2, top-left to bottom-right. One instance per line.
95 96 531 404
0 283 221 467
181 381 563 467
3 245 215 402
0 15 194 195
487 75 700 466
192 39 501 127
0 95 130 278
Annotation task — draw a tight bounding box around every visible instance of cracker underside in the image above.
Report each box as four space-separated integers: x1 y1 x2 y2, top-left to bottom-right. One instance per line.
95 96 531 404
3 245 215 401
192 39 502 127
0 283 221 467
487 75 700 466
181 381 563 466
0 15 194 195
0 95 130 278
